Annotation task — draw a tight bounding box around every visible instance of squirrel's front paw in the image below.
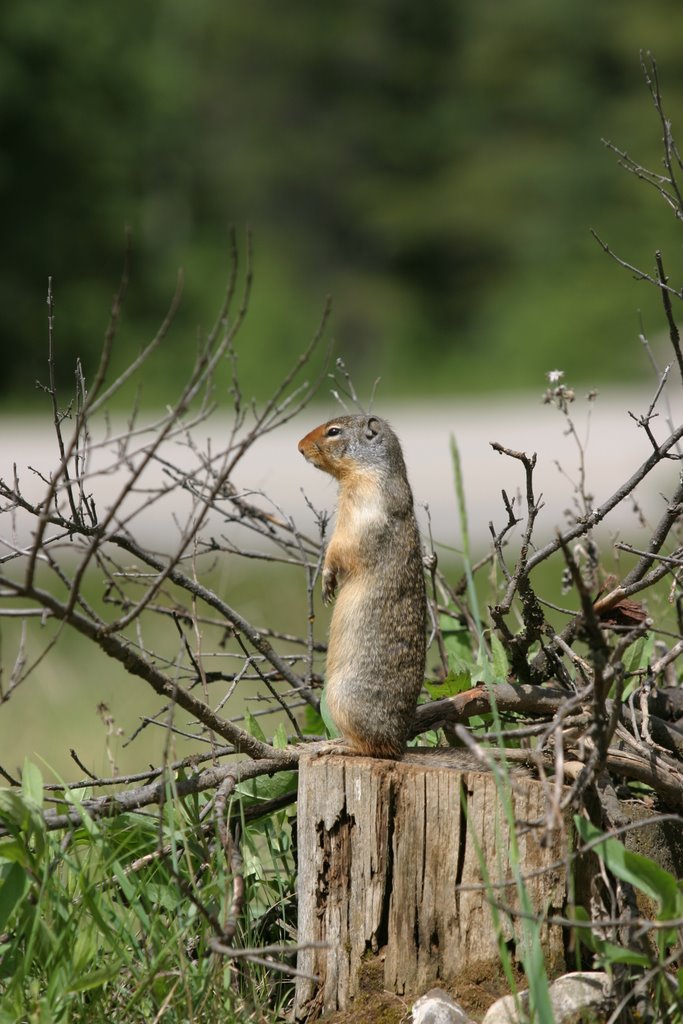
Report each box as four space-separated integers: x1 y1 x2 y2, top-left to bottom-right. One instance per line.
322 568 337 605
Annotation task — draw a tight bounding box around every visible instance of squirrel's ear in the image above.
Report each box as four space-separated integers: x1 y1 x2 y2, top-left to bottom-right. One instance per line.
365 416 381 440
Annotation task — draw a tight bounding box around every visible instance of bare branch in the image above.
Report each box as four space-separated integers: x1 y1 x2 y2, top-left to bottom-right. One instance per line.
655 250 683 382
527 420 683 575
0 756 293 837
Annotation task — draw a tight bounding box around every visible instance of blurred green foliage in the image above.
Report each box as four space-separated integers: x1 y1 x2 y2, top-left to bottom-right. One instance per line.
3 0 683 405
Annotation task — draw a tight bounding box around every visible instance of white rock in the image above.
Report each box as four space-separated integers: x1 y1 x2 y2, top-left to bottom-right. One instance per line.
482 972 613 1024
482 990 528 1024
412 987 473 1024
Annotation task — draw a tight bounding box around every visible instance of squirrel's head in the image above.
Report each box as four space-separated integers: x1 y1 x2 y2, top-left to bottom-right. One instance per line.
298 415 405 481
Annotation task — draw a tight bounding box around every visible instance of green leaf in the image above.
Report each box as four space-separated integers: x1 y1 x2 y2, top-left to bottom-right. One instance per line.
489 632 510 682
570 906 649 964
0 839 30 870
273 722 289 749
524 922 554 1022
243 709 267 743
320 685 340 739
143 882 181 913
67 965 123 994
0 790 45 858
0 862 28 933
440 618 474 676
66 786 90 803
0 791 30 830
623 632 652 675
424 669 472 699
72 922 100 973
237 771 298 805
575 817 683 918
409 730 439 748
301 704 326 736
621 632 654 700
21 760 43 809
110 858 151 930
584 936 650 967
468 713 493 732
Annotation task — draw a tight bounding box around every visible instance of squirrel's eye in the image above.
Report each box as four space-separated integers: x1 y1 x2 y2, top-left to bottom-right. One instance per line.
325 426 342 437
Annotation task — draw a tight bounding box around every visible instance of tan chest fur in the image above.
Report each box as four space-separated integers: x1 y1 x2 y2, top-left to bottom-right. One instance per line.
324 467 387 580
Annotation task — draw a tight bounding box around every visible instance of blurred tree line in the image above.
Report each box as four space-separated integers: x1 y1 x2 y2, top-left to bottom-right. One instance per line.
2 0 683 406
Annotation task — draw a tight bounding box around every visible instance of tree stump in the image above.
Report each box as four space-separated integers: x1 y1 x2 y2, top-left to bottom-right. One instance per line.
294 751 569 1020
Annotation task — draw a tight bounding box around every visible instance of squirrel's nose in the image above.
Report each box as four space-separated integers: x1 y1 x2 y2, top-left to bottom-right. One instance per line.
297 440 305 454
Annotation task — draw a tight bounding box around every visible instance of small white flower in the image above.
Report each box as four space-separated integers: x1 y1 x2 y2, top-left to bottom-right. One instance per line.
546 369 564 383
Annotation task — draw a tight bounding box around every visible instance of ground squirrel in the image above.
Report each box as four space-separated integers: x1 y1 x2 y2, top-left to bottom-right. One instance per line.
298 414 426 758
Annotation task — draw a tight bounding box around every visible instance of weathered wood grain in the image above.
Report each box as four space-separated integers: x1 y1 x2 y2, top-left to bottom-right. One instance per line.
294 751 569 1020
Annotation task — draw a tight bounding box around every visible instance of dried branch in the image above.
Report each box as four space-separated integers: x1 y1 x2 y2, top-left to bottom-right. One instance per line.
591 230 682 297
641 52 683 217
0 756 294 838
527 419 683 575
488 444 547 681
655 251 683 382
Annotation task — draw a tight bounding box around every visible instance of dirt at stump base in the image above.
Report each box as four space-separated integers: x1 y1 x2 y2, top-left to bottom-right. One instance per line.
313 955 521 1023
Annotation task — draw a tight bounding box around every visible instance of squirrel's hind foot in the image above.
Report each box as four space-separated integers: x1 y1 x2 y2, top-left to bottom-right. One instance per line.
302 738 359 759
301 738 402 760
